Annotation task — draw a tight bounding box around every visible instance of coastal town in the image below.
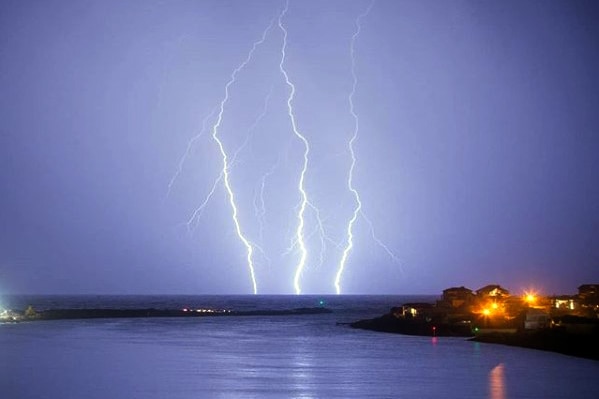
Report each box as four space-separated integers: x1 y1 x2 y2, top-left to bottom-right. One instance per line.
393 283 599 331
351 283 599 360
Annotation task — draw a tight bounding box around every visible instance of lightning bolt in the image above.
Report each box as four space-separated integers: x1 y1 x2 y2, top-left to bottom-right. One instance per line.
185 88 272 232
307 201 329 271
254 156 280 245
361 211 401 267
166 106 218 199
185 171 223 232
173 0 396 295
206 17 277 295
233 85 275 166
278 0 312 295
335 1 375 295
282 200 338 268
183 149 248 233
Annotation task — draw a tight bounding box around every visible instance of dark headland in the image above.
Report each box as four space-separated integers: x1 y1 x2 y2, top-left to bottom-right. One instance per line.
350 283 599 361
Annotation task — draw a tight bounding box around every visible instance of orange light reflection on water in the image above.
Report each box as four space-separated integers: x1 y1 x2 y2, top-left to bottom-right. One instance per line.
489 363 506 399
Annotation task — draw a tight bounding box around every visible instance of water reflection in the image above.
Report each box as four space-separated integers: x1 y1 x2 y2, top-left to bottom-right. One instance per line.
489 363 506 399
291 338 315 399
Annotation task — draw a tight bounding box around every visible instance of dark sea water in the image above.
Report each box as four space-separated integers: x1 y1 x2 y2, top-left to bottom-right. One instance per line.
1 295 598 399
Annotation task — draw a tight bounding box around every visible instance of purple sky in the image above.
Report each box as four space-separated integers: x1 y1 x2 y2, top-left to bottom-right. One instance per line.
1 0 598 295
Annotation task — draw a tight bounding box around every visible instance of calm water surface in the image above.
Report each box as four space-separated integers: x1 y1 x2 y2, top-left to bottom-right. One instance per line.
1 296 597 398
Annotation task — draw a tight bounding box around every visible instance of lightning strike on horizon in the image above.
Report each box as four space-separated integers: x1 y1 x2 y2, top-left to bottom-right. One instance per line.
174 1 397 295
207 16 277 295
278 0 311 295
335 1 375 295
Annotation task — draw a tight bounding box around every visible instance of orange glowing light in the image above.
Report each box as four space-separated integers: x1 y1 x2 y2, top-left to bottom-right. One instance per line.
483 308 491 316
524 291 537 303
491 303 499 310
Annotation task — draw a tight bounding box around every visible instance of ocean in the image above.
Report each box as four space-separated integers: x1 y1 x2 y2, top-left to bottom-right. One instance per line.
1 295 598 399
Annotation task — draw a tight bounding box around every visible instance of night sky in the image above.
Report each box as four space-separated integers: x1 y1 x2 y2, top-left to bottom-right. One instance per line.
1 0 598 295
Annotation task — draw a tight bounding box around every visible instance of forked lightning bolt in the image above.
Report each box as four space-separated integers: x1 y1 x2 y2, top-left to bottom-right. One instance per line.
335 1 380 295
186 88 273 232
207 17 276 294
172 0 397 295
278 0 311 295
307 202 329 271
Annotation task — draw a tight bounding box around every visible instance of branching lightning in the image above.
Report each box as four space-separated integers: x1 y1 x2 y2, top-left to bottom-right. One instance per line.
307 202 329 271
206 17 276 295
167 107 218 199
254 157 280 244
235 86 275 164
361 211 401 267
278 0 311 295
185 88 272 232
335 1 374 294
172 1 400 294
185 171 223 231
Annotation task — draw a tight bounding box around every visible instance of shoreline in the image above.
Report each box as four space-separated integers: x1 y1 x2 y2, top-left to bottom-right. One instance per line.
350 314 599 361
469 329 599 361
350 313 473 337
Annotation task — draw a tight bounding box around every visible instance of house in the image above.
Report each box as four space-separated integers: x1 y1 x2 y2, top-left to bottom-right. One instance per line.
392 303 434 319
578 284 599 304
476 284 510 299
577 284 599 317
551 295 577 311
440 286 475 309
